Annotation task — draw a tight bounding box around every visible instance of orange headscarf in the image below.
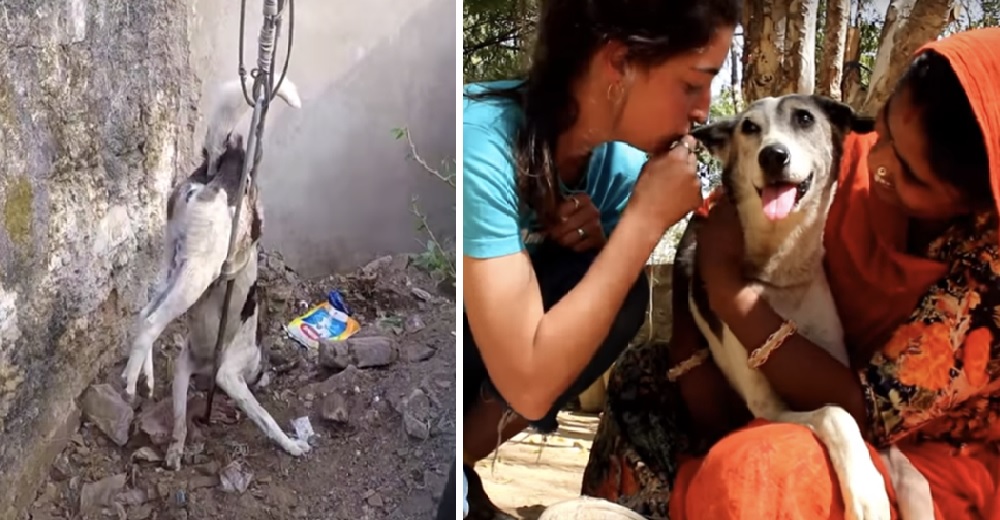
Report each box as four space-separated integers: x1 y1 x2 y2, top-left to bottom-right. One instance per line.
825 27 1000 358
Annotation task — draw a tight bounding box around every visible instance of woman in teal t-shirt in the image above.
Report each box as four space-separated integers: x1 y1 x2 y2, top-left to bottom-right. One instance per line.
455 0 739 517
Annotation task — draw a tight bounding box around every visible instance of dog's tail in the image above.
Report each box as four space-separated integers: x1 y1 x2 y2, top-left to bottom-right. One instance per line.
202 76 302 176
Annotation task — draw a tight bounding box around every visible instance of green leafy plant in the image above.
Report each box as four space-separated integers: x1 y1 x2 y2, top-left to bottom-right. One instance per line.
393 127 456 285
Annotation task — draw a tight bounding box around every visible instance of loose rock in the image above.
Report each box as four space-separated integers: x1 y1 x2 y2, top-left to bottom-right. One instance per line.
79 473 126 514
349 336 397 368
318 336 397 369
406 344 436 363
319 393 349 423
318 339 350 370
79 384 133 446
402 389 433 441
404 314 426 334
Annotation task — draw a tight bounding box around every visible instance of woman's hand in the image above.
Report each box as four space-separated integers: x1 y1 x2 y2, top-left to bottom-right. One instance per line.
624 136 703 236
547 194 607 252
695 196 751 321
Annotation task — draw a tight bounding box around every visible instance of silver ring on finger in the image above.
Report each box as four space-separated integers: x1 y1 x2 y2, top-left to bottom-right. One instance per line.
671 139 694 155
577 227 586 239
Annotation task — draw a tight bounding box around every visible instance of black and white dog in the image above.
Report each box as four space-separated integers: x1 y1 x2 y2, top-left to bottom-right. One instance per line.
680 95 895 520
121 78 306 470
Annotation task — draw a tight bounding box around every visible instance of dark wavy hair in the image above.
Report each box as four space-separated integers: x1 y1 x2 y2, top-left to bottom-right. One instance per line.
898 50 992 209
467 0 741 226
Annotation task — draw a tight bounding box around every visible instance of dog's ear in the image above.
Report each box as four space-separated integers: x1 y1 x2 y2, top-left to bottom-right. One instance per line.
813 96 875 135
691 118 736 159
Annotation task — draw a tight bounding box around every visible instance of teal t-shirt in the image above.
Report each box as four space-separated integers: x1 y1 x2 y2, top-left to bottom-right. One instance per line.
463 80 648 259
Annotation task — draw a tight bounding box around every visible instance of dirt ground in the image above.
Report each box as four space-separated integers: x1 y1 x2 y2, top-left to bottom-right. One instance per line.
25 251 456 520
475 411 601 520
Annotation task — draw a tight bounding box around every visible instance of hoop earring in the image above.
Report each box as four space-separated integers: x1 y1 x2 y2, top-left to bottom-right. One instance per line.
606 81 625 105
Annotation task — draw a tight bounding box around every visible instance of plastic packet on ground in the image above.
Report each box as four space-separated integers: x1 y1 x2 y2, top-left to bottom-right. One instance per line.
285 290 360 349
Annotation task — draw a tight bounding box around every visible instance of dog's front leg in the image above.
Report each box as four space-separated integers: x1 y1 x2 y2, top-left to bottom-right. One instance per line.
779 406 891 520
216 357 311 457
164 346 194 470
879 445 933 520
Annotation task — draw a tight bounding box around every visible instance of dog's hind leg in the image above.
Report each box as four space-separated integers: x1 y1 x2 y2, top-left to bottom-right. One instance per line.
215 317 310 457
164 345 194 471
778 406 891 520
123 187 231 401
122 260 221 401
216 361 310 457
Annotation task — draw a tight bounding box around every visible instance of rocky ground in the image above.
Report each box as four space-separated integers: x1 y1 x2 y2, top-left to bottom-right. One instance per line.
24 251 457 520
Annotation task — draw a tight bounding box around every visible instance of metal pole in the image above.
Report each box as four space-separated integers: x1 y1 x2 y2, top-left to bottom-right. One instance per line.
203 0 283 424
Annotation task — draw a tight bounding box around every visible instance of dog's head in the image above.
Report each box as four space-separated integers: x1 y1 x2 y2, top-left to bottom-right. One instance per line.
692 95 874 222
214 132 246 177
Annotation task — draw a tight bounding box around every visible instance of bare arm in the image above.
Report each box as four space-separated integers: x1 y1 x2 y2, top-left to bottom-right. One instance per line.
712 283 870 434
669 251 752 439
702 202 1000 445
464 210 664 420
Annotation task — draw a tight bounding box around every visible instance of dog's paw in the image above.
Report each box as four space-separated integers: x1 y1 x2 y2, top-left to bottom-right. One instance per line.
284 438 311 457
164 445 184 471
843 469 892 520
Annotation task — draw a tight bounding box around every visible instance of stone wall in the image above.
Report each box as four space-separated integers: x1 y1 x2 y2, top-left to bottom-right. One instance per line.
0 0 197 515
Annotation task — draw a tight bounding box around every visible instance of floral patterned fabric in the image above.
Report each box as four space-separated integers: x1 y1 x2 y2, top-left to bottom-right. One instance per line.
866 211 1000 446
581 210 1000 517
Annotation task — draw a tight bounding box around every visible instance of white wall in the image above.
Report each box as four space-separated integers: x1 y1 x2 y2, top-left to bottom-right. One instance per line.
190 0 456 277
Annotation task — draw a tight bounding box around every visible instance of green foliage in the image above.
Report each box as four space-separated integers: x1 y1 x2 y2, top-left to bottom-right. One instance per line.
464 0 537 82
392 127 456 284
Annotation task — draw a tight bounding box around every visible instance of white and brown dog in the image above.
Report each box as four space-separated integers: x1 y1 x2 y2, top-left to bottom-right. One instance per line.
679 95 897 520
121 78 306 470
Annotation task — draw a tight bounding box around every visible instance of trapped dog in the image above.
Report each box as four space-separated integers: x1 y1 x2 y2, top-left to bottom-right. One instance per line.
678 94 892 520
121 78 304 469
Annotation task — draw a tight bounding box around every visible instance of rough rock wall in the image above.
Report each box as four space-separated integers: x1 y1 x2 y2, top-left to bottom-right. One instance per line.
0 0 197 515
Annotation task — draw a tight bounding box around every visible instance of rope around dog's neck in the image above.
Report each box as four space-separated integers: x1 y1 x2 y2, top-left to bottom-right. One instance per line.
202 0 295 425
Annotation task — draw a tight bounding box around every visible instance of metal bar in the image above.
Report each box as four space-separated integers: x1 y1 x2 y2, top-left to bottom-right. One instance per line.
203 93 266 423
202 0 281 423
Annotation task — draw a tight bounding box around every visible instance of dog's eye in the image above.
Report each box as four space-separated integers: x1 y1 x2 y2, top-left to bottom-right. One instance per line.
793 109 815 127
740 119 760 134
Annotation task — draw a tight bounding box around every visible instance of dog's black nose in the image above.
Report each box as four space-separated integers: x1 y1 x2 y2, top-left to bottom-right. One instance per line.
758 144 791 178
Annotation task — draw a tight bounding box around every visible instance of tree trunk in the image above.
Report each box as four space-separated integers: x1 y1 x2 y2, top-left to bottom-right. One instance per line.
817 0 850 99
741 0 760 100
743 0 784 102
842 26 866 109
773 0 789 56
782 0 820 95
860 0 956 115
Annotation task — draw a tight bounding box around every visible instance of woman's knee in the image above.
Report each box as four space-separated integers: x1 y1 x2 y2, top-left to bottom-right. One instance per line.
681 422 842 519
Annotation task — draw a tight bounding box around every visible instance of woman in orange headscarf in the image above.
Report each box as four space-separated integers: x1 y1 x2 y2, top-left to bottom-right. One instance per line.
581 27 1000 519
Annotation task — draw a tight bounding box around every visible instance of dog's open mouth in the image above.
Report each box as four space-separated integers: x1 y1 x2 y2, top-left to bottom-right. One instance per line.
755 172 813 221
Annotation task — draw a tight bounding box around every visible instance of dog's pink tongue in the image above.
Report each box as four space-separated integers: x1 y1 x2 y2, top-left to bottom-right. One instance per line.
761 184 798 221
